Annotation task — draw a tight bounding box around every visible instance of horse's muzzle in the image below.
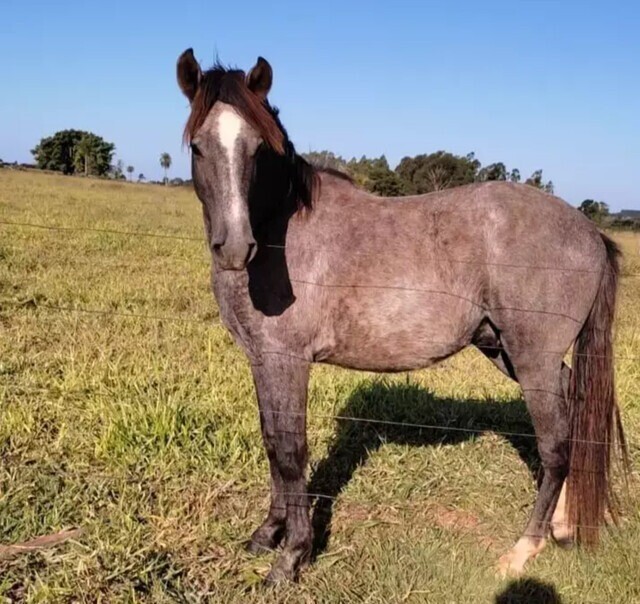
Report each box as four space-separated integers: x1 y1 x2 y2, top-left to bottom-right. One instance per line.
213 239 257 271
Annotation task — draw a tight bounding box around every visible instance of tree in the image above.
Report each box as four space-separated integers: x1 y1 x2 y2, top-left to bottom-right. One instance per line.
525 169 554 194
126 165 134 181
31 130 115 176
138 173 146 182
477 162 507 182
346 155 407 196
367 167 406 196
73 133 114 177
578 199 610 224
160 152 172 184
396 151 480 194
74 135 94 176
424 165 452 191
109 159 126 180
305 148 555 199
303 151 406 196
302 151 348 172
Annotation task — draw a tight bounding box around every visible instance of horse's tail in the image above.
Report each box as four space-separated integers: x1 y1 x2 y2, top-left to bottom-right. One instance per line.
566 233 628 546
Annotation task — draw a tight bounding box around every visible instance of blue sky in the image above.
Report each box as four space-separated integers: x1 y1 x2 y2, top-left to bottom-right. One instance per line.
1 0 638 210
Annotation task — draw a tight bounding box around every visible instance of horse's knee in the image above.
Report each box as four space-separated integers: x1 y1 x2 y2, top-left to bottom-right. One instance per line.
265 430 307 481
538 436 569 471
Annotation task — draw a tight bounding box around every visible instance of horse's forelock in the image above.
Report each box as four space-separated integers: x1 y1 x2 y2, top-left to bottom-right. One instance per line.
184 66 285 154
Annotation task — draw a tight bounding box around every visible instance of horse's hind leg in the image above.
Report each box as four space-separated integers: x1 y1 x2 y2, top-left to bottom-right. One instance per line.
476 321 576 560
498 355 569 576
549 363 575 548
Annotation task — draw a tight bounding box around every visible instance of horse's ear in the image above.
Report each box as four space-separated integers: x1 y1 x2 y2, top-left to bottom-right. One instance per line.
246 56 273 100
177 48 202 103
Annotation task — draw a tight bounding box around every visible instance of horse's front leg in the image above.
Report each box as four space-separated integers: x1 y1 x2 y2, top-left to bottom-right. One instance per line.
249 355 312 583
245 425 287 555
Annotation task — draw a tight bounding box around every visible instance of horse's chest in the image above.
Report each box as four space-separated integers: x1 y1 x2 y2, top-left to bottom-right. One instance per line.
212 272 265 360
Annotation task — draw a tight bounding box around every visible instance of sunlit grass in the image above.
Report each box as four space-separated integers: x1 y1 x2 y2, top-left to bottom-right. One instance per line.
0 170 638 602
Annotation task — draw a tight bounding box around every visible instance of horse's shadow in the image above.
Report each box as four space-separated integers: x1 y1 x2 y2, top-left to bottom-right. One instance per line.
307 380 539 557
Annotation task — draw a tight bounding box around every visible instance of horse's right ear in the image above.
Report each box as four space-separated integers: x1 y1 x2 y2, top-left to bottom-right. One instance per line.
177 48 202 103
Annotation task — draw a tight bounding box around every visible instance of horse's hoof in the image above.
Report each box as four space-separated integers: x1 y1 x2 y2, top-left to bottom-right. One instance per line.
551 523 575 550
264 563 296 585
496 537 547 579
496 552 526 579
245 539 275 556
552 535 575 550
264 551 303 585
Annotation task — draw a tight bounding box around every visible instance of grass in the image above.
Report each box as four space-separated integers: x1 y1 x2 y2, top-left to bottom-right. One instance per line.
0 169 639 603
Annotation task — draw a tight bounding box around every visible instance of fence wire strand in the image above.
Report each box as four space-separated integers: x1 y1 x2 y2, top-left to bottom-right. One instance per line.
2 218 640 277
0 219 202 242
268 491 632 537
1 382 638 451
3 299 640 362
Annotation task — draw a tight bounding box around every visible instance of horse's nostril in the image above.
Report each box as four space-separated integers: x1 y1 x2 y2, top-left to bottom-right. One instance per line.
212 242 223 253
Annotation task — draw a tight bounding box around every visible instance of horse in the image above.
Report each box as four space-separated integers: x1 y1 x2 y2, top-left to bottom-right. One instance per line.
175 48 628 583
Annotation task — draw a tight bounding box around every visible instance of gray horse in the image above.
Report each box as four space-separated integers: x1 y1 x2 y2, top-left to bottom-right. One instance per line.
176 48 627 583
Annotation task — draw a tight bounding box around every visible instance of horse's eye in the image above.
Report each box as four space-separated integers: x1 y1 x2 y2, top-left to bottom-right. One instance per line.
191 142 203 157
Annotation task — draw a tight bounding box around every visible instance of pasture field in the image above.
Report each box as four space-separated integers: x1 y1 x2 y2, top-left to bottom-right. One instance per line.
0 169 639 603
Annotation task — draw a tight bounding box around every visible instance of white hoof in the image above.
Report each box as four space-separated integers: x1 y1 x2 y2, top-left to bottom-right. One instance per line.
497 537 546 578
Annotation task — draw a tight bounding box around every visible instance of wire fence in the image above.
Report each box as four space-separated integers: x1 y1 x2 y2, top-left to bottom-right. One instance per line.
3 218 640 276
2 378 639 452
263 492 633 537
1 222 638 465
1 218 638 374
179 485 636 560
3 298 640 363
1 299 205 324
0 219 203 242
2 214 639 452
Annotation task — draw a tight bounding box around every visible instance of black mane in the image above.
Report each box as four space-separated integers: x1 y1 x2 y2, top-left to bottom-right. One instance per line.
258 103 318 212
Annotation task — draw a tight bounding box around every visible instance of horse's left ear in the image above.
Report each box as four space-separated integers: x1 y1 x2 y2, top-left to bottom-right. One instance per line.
246 57 273 99
177 48 202 103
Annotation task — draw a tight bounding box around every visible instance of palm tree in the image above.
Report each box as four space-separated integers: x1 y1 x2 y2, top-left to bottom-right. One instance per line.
138 173 145 183
75 135 94 176
160 153 172 185
126 165 134 181
112 159 124 180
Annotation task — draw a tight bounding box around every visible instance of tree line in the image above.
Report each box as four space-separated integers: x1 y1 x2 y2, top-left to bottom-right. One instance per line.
20 129 638 228
302 151 638 228
302 150 554 196
27 130 554 195
576 200 639 230
30 130 174 185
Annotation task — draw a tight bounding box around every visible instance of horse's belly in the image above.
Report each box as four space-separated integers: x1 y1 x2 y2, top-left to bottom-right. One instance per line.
316 291 479 372
321 337 464 372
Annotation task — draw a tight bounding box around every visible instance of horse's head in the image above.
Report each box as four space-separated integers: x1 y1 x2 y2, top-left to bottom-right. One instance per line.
177 49 285 271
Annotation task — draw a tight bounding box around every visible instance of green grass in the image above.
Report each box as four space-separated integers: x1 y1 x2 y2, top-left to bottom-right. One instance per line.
0 169 639 603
